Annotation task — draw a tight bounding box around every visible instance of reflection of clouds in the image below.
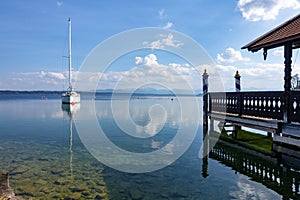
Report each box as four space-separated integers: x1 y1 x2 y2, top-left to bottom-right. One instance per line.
151 140 161 149
229 176 279 199
162 143 175 155
75 98 200 173
94 97 201 137
135 104 167 136
52 110 64 119
0 100 66 120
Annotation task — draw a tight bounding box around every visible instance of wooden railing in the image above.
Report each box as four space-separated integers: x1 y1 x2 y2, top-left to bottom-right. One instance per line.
290 91 300 123
208 91 300 123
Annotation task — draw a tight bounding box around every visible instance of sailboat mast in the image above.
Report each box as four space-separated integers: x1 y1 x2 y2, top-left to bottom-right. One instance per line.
68 18 72 91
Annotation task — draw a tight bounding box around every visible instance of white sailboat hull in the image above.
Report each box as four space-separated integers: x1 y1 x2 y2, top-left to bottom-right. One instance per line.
62 91 80 104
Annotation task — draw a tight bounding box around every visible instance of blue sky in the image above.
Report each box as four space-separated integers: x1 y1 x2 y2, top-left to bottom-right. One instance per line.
1 0 300 91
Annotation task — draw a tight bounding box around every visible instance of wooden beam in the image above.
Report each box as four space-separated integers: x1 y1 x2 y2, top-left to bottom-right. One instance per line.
274 135 300 147
208 113 279 133
282 124 300 138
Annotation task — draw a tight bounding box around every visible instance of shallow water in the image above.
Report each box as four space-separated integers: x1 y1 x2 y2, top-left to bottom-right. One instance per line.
0 95 297 199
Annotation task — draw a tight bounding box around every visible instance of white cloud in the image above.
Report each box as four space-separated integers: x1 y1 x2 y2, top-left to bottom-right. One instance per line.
273 49 284 56
135 56 143 65
57 1 63 7
142 54 159 66
238 0 300 21
217 48 249 63
143 33 183 50
162 33 182 48
4 71 67 90
3 55 287 92
143 40 163 49
216 64 237 72
163 22 173 29
215 61 284 90
87 54 202 91
159 9 166 19
47 72 66 80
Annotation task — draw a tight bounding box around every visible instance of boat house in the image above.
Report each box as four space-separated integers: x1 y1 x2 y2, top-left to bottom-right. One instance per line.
205 14 300 154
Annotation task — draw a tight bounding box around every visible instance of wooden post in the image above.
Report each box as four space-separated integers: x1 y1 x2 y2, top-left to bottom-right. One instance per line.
284 43 292 123
202 69 209 133
0 172 16 199
234 70 241 92
0 172 9 191
233 71 241 139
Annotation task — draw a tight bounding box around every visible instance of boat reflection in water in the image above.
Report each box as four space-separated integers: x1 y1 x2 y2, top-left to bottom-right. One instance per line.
61 103 80 177
203 130 300 200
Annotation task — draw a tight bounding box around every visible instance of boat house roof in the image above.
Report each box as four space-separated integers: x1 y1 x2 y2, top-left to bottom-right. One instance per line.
242 14 300 52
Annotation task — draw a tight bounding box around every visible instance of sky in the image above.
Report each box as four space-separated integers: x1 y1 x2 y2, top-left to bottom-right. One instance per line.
0 0 300 92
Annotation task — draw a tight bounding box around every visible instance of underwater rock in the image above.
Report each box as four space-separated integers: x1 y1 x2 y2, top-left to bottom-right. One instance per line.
0 140 110 199
94 192 108 200
129 189 144 200
160 193 169 198
39 186 52 194
70 184 88 192
10 166 29 176
67 192 81 199
34 179 47 185
96 179 106 186
53 178 66 185
50 169 65 175
37 157 51 162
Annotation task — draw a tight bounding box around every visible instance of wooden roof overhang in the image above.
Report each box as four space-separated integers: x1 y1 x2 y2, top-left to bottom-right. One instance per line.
241 14 300 123
242 14 300 58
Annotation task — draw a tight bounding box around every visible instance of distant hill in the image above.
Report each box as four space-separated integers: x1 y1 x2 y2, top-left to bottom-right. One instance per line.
0 89 202 100
96 88 201 96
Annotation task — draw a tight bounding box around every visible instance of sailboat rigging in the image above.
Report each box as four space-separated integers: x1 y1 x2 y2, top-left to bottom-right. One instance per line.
61 18 80 105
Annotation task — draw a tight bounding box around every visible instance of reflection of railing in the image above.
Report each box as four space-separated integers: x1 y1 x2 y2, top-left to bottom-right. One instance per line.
210 141 300 199
209 91 300 123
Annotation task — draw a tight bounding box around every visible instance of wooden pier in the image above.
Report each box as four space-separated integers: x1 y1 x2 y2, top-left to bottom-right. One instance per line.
203 14 300 153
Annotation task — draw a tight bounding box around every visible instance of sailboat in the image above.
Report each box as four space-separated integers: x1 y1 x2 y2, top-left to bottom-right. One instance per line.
62 18 80 105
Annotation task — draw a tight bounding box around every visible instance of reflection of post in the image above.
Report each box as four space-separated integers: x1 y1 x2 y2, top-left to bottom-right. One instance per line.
69 113 73 177
0 173 9 191
62 103 80 179
202 69 209 178
201 132 209 178
202 157 209 178
202 69 209 133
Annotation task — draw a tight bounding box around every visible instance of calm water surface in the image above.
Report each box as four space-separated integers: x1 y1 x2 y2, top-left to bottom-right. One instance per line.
0 94 297 199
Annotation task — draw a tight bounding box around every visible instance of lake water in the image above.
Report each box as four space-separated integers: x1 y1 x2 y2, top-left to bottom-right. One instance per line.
0 93 299 199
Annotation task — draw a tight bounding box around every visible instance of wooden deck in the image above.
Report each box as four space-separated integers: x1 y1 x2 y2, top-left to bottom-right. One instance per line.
206 91 300 149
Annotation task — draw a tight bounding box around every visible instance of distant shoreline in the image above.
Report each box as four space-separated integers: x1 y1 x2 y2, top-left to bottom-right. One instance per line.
0 90 202 98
